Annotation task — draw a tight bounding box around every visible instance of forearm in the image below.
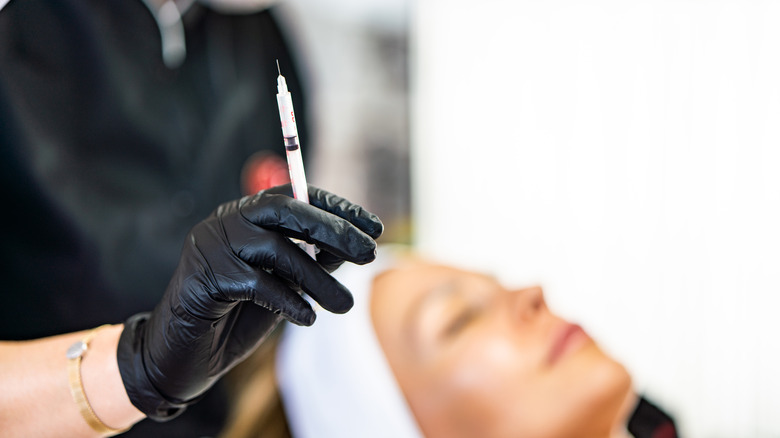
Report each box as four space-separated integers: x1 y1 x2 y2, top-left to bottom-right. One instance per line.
0 325 145 437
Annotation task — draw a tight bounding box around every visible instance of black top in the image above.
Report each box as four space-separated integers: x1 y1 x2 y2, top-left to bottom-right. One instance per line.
0 0 307 435
629 396 678 438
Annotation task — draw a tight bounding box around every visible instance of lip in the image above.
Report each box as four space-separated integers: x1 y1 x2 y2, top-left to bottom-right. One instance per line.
546 323 591 365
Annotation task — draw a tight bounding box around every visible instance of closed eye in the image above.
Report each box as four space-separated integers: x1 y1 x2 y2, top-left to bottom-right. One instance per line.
442 307 480 339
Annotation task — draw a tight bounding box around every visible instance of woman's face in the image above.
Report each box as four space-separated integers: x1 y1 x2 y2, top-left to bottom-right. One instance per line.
370 260 633 438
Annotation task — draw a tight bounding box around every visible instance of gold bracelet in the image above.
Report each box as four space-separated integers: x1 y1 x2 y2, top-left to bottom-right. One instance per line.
66 325 131 436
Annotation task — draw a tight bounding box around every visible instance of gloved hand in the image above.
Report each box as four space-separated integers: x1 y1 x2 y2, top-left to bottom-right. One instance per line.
116 184 383 420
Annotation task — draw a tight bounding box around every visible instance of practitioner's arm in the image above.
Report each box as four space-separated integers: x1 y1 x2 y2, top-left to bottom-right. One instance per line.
0 185 383 435
0 324 144 437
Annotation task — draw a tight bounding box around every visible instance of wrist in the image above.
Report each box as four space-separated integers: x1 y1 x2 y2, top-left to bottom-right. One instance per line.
116 313 188 421
76 324 145 434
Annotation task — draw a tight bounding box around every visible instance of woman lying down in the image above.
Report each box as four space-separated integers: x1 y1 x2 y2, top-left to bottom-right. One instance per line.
220 246 678 438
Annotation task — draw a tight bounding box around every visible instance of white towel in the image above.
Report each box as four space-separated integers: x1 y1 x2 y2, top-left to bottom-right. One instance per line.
276 246 424 438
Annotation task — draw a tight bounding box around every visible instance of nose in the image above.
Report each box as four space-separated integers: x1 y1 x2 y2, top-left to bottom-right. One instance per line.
507 285 546 322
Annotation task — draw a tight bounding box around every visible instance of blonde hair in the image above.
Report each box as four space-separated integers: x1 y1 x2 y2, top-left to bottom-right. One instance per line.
220 327 291 438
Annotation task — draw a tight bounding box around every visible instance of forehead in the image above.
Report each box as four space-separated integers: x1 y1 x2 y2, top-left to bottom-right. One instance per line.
371 261 449 324
372 261 465 307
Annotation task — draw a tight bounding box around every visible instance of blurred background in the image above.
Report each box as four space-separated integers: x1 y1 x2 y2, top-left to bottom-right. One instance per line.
276 0 412 243
277 0 780 436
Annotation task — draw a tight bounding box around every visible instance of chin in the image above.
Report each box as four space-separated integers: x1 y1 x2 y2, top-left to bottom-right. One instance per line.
495 348 635 438
600 359 633 406
582 346 634 430
548 344 634 438
584 342 632 396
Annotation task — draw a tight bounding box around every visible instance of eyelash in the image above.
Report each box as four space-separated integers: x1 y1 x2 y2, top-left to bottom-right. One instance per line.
443 307 480 338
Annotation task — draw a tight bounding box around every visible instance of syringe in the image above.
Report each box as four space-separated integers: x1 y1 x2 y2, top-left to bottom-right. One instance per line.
276 61 317 259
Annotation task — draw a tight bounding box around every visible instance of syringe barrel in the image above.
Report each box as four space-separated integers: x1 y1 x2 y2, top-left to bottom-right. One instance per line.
277 90 307 200
276 80 317 259
276 92 298 138
285 145 310 204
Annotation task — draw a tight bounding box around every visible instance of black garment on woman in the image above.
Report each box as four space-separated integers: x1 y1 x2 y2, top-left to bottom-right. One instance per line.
0 0 308 435
630 396 678 438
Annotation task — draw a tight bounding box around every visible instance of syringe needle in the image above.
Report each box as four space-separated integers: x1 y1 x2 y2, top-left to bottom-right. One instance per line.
276 59 281 75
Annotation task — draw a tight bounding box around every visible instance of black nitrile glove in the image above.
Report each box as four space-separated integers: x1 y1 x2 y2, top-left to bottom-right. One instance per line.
116 184 383 420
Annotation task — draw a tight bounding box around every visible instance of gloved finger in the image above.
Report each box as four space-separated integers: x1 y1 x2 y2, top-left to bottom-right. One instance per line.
313 250 345 273
260 240 354 314
251 269 317 325
211 302 285 372
264 184 384 239
308 186 384 239
222 219 354 313
230 302 285 346
214 258 318 324
238 192 377 265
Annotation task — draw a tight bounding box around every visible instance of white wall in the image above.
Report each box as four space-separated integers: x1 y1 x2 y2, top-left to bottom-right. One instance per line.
412 1 780 436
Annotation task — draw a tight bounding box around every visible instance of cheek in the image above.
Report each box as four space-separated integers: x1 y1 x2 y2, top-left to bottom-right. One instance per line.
414 339 632 438
543 345 633 429
451 336 541 392
499 345 633 438
416 336 545 437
